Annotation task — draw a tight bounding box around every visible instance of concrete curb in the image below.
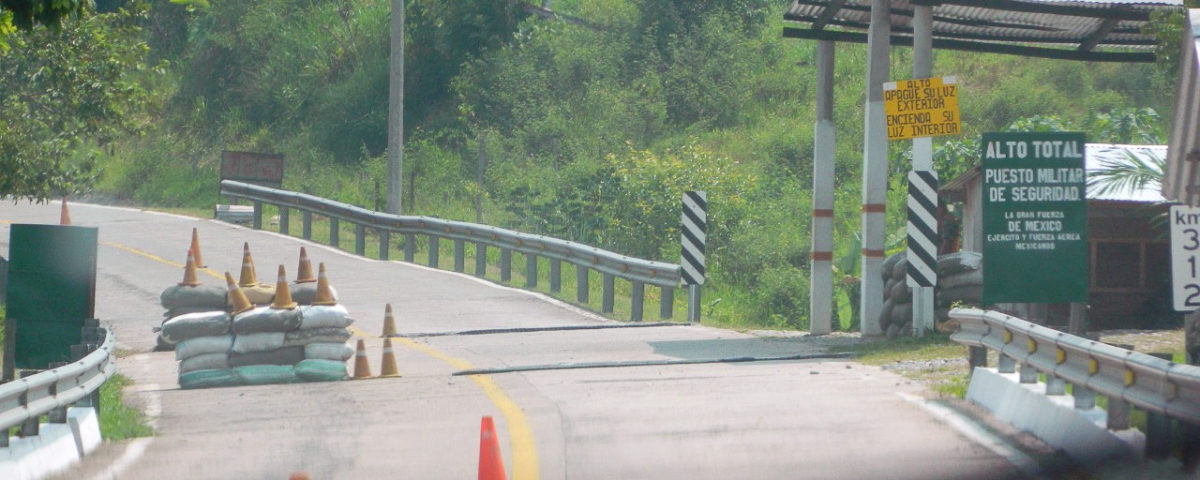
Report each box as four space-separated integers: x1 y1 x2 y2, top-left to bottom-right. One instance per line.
0 407 102 480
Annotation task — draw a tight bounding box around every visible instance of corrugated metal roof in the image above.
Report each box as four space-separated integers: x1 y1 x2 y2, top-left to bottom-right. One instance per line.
785 0 1182 61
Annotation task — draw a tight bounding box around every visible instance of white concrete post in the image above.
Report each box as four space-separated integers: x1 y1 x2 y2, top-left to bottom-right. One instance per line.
810 40 836 335
860 0 890 336
912 4 935 336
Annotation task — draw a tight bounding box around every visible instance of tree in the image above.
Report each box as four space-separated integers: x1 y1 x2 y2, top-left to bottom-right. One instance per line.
0 4 160 200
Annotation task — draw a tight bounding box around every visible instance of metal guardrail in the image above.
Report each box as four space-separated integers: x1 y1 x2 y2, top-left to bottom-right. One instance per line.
220 180 686 321
0 328 115 437
949 308 1200 426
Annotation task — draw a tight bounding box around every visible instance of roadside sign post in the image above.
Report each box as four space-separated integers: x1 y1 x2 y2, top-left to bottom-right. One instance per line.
981 132 1089 304
884 76 960 335
1170 205 1200 311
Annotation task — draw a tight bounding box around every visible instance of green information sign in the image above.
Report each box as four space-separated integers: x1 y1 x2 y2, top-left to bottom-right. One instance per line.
981 132 1088 303
6 224 98 369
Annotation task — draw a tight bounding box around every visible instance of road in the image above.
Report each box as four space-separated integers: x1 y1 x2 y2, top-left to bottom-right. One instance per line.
0 200 1032 479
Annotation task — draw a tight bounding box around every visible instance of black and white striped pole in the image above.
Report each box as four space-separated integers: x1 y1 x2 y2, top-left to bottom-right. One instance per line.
907 170 938 335
681 191 707 323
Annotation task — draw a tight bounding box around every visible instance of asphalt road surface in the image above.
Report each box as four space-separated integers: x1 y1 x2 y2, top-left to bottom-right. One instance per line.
0 201 1033 479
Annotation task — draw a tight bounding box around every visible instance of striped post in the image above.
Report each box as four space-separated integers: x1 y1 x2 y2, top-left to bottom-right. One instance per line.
681 191 708 323
907 170 938 335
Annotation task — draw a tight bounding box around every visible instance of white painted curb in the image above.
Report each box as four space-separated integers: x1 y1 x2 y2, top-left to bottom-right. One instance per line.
0 407 102 480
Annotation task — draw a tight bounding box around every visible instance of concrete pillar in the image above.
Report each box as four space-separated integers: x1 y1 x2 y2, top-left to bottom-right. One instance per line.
859 0 890 336
911 4 935 336
810 40 836 335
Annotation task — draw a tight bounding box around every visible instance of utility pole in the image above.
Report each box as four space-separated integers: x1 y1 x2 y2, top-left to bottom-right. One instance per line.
386 0 405 214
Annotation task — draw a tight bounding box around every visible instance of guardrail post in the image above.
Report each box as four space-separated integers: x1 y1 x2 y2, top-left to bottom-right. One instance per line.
526 254 538 288
355 224 366 255
500 249 512 282
329 218 340 247
577 266 589 303
631 281 644 322
1045 377 1066 396
602 273 615 313
379 230 390 261
454 240 465 272
303 211 313 240
475 242 487 277
1073 385 1096 409
1146 352 1174 459
252 201 263 229
404 234 416 262
48 362 68 424
19 370 40 437
429 236 440 268
0 424 7 447
549 259 561 293
660 286 674 319
1019 363 1038 384
279 206 289 234
997 355 1016 374
968 346 987 373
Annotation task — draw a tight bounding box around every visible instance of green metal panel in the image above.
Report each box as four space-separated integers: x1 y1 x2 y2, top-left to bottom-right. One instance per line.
6 224 97 369
981 132 1089 303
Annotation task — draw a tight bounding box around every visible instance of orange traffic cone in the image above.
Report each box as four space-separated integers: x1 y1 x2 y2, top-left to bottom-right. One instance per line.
190 228 206 268
379 339 399 377
479 416 508 480
295 247 316 283
238 242 258 287
225 272 254 315
382 303 397 337
288 472 311 480
178 250 201 287
271 265 298 310
352 339 372 379
312 263 336 305
60 197 71 225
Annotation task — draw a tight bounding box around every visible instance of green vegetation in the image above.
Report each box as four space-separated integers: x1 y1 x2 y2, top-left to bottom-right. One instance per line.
98 373 154 440
1 0 1192 329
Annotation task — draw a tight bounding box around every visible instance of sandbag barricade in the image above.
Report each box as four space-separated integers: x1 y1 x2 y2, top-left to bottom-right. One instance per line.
170 304 354 389
878 251 983 337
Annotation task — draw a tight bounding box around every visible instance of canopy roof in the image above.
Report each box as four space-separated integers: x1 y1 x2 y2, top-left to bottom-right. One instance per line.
784 0 1183 62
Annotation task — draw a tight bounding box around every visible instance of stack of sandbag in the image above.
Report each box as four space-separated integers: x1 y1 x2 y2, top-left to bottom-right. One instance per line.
157 250 226 350
878 250 984 337
167 265 353 389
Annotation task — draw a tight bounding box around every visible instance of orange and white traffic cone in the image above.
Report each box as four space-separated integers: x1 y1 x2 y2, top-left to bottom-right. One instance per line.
478 416 508 480
238 242 258 287
312 263 336 305
224 272 254 315
190 228 206 268
271 265 298 310
352 339 372 379
60 197 71 225
379 339 399 377
179 250 202 287
295 247 316 283
382 303 397 337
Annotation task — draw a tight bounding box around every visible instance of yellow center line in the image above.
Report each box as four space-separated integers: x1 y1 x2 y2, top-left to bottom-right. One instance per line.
104 240 539 480
348 326 540 480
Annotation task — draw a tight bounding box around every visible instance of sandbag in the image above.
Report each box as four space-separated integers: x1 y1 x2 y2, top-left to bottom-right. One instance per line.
161 284 227 310
161 311 231 344
232 332 286 353
937 251 982 276
939 270 983 291
229 346 305 367
937 285 983 307
284 327 352 347
228 283 276 306
886 322 905 339
299 305 353 329
889 301 913 324
176 335 234 360
179 369 240 390
891 257 909 281
883 278 897 301
889 280 911 303
304 342 353 361
881 252 904 280
155 334 175 352
233 364 299 385
291 283 338 306
179 352 230 373
294 359 348 382
232 307 302 335
164 306 225 318
878 298 895 333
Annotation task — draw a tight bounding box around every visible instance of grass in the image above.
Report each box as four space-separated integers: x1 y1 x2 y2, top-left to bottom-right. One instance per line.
98 373 154 440
828 333 967 365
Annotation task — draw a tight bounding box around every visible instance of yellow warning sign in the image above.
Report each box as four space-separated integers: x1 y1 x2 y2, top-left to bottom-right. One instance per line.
884 76 961 141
